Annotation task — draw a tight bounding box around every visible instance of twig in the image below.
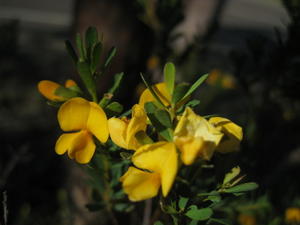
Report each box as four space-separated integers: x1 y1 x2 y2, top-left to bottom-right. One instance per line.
142 199 152 225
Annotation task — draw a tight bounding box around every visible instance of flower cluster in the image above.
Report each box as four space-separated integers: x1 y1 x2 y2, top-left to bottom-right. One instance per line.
38 74 242 202
114 82 242 201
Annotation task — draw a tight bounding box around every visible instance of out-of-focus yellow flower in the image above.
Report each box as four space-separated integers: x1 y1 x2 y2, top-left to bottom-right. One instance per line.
55 97 109 164
209 117 243 153
108 104 147 150
37 79 77 101
139 82 171 107
285 207 300 224
174 107 223 165
120 142 178 201
147 55 160 70
206 69 236 89
238 214 256 225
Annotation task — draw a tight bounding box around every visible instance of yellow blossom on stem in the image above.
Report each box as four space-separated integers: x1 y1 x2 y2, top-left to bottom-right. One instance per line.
139 82 171 107
108 104 147 150
174 107 223 165
55 97 109 164
120 142 178 201
38 79 78 101
209 117 243 153
285 207 300 224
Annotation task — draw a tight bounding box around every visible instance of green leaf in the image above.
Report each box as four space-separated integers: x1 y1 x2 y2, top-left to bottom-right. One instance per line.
105 101 123 117
140 73 165 108
46 101 62 107
135 131 153 145
178 196 189 210
223 182 258 193
154 221 164 225
154 109 173 128
172 83 190 104
185 206 213 221
76 33 86 61
185 99 200 108
171 215 179 225
208 218 231 225
223 166 241 185
99 73 124 107
177 99 201 114
77 61 97 101
104 46 116 68
164 62 176 96
189 220 198 225
64 40 78 63
182 74 209 100
207 195 221 203
120 109 132 117
54 86 78 99
85 26 98 58
91 42 102 74
197 191 219 197
108 72 124 94
144 102 173 141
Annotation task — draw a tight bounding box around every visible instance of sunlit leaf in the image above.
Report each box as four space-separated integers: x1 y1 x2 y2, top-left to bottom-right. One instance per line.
164 62 176 96
223 182 258 193
185 205 213 221
178 196 189 210
223 166 241 184
182 74 208 100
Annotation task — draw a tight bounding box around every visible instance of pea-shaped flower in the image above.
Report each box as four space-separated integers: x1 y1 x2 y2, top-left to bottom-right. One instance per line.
174 107 223 165
120 142 178 201
38 79 77 101
139 82 171 107
209 117 243 153
55 97 109 163
108 104 147 150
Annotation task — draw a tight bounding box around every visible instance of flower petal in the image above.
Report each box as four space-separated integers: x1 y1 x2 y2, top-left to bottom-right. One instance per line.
133 142 178 197
174 136 203 165
55 132 81 155
120 166 161 201
108 117 128 149
126 104 147 150
174 107 223 161
73 132 96 164
38 80 65 101
57 97 90 132
65 79 77 88
139 82 171 107
209 117 243 153
87 102 109 143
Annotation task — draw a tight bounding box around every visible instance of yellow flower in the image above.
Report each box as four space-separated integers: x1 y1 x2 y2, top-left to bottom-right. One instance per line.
206 69 236 89
209 117 243 153
238 214 256 225
139 82 171 107
108 104 147 150
174 107 223 165
120 142 178 201
285 207 300 224
55 97 109 164
37 79 77 101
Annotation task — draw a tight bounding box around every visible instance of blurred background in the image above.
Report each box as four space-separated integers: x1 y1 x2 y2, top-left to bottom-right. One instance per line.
0 0 299 224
